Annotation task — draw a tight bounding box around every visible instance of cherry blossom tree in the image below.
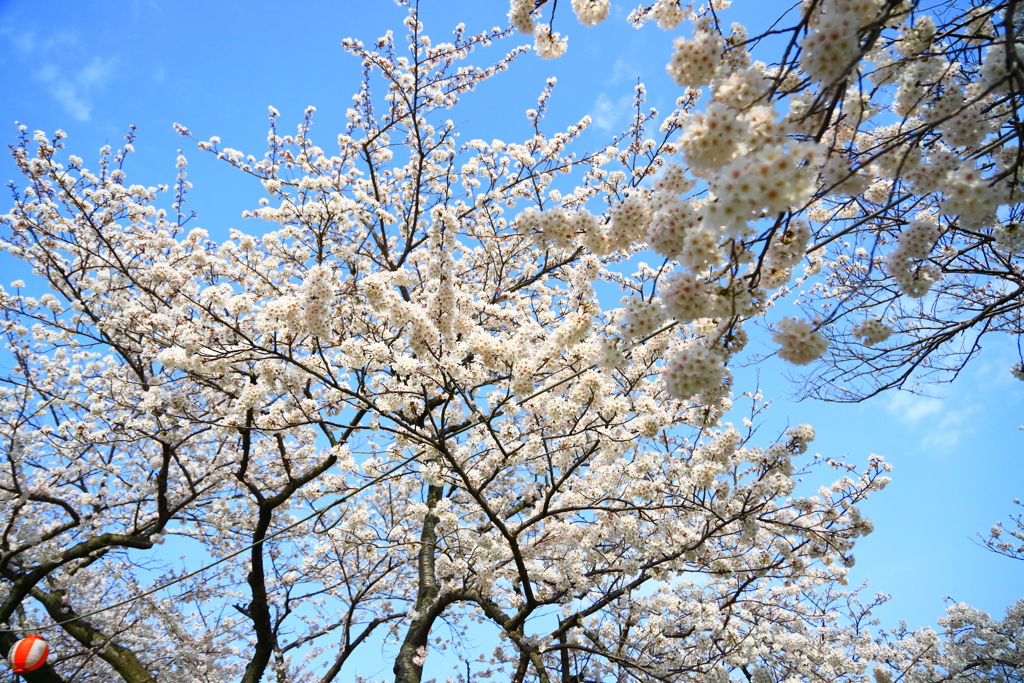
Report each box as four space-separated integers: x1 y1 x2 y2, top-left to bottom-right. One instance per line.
0 1 1021 682
0 6 887 683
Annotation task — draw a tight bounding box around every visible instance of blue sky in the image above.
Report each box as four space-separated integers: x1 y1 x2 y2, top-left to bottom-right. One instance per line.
1 0 1022 666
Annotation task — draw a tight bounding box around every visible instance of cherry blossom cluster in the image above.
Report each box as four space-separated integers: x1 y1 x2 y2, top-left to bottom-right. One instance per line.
514 0 1024 392
851 318 895 347
666 13 725 87
799 0 888 85
773 317 829 366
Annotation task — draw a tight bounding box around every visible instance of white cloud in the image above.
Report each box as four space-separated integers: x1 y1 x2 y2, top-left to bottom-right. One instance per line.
5 28 116 121
921 405 977 451
587 55 650 132
886 392 944 423
78 55 115 87
41 75 91 121
886 391 978 451
589 91 633 132
607 57 641 86
10 30 34 55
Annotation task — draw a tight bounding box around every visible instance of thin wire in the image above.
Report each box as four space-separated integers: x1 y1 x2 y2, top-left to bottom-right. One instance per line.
2 489 353 634
1 319 680 635
1 449 422 635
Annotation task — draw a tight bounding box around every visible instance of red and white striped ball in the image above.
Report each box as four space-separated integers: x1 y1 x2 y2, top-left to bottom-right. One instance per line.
7 635 49 673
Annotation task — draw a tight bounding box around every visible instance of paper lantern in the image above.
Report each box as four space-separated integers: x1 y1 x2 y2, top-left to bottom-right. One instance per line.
7 635 49 674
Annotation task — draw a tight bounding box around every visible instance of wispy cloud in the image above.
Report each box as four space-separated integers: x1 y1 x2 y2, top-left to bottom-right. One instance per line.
38 56 116 121
586 55 651 133
10 29 34 55
607 56 642 86
886 391 977 451
5 28 117 121
589 91 634 132
886 392 943 423
920 406 976 451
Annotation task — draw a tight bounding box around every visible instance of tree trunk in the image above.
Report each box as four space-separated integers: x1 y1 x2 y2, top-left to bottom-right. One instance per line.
393 484 443 683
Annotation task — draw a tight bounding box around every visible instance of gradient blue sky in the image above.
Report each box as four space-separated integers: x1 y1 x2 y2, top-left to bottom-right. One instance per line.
1 0 1022 663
